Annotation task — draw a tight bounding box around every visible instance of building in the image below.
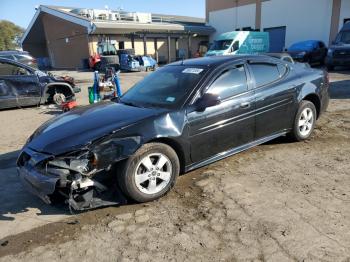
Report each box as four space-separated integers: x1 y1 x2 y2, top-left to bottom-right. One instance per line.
206 0 350 51
22 5 214 69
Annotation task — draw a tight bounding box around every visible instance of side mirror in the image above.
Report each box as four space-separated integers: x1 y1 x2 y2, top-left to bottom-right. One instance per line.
195 93 221 111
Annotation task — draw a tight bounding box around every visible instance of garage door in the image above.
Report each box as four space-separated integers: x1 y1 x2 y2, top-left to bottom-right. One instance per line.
264 26 286 52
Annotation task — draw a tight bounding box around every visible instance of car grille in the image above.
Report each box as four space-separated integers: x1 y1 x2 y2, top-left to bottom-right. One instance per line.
333 50 350 58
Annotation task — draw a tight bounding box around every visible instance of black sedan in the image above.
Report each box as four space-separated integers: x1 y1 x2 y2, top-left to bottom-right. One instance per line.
287 40 327 65
17 55 329 210
0 58 80 109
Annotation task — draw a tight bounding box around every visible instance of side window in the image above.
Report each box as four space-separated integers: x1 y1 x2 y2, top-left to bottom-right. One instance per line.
249 63 284 87
207 65 248 100
0 62 30 76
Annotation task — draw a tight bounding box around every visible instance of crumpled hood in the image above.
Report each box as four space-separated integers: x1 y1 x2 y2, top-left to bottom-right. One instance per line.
27 101 164 155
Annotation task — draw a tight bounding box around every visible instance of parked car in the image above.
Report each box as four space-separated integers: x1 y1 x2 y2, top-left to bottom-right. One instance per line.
326 22 350 71
287 40 327 65
0 58 80 109
0 50 37 68
17 55 329 210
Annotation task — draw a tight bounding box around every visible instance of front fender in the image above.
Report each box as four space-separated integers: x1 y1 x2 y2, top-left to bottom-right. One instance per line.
91 136 142 169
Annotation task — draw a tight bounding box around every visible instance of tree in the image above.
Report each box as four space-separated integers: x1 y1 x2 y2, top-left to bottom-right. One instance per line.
0 20 24 51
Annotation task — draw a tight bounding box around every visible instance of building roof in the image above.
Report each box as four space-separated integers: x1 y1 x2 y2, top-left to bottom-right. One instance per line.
21 5 215 44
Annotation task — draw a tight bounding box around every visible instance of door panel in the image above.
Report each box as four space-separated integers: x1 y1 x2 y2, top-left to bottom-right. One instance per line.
187 92 255 163
254 83 296 138
0 80 17 109
0 61 41 107
249 62 298 138
3 76 41 106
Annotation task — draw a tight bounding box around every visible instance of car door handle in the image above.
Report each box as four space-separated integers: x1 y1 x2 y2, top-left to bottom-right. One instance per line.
240 102 251 109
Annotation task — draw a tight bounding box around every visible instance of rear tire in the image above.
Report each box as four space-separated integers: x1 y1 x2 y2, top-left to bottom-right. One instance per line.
290 101 316 141
117 143 179 202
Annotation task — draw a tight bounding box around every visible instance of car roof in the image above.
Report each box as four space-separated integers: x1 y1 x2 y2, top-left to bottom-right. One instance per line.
168 55 278 68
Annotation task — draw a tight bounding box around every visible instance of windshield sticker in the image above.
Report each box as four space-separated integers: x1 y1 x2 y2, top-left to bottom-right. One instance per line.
182 68 203 74
166 97 176 102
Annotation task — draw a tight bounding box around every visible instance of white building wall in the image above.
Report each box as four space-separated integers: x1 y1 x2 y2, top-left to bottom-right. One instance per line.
261 0 332 48
339 0 350 30
208 4 256 41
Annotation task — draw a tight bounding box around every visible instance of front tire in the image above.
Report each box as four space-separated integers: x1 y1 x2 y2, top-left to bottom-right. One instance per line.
117 143 179 202
290 101 317 141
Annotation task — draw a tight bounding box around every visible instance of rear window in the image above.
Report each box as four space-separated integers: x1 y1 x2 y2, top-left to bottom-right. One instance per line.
250 63 284 87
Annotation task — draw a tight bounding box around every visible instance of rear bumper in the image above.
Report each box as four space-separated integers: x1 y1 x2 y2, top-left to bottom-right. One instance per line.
17 165 59 204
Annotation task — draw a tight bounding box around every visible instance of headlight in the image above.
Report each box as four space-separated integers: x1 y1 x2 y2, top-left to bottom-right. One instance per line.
48 151 98 175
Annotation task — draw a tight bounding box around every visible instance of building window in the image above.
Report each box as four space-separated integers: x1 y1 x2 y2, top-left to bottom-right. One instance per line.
118 41 125 50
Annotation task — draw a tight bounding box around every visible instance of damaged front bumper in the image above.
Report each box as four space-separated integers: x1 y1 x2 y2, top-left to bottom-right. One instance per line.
17 147 127 211
18 164 58 204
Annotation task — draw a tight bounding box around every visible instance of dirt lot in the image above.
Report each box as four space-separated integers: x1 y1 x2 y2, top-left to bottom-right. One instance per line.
0 69 349 261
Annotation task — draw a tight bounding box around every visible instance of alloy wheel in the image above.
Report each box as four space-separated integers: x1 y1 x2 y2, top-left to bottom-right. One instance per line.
298 107 314 136
134 153 172 195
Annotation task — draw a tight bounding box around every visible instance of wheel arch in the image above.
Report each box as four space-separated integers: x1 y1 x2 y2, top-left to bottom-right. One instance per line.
148 137 186 174
302 93 321 119
42 83 74 103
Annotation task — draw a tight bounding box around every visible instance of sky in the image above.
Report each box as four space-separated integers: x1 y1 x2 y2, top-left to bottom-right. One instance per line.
0 0 205 29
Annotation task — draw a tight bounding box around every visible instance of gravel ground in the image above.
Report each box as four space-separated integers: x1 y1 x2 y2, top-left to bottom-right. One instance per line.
0 69 349 261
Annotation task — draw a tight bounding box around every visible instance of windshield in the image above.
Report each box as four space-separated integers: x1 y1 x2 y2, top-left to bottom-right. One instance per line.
289 41 316 51
335 31 350 44
209 40 233 51
121 66 206 109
